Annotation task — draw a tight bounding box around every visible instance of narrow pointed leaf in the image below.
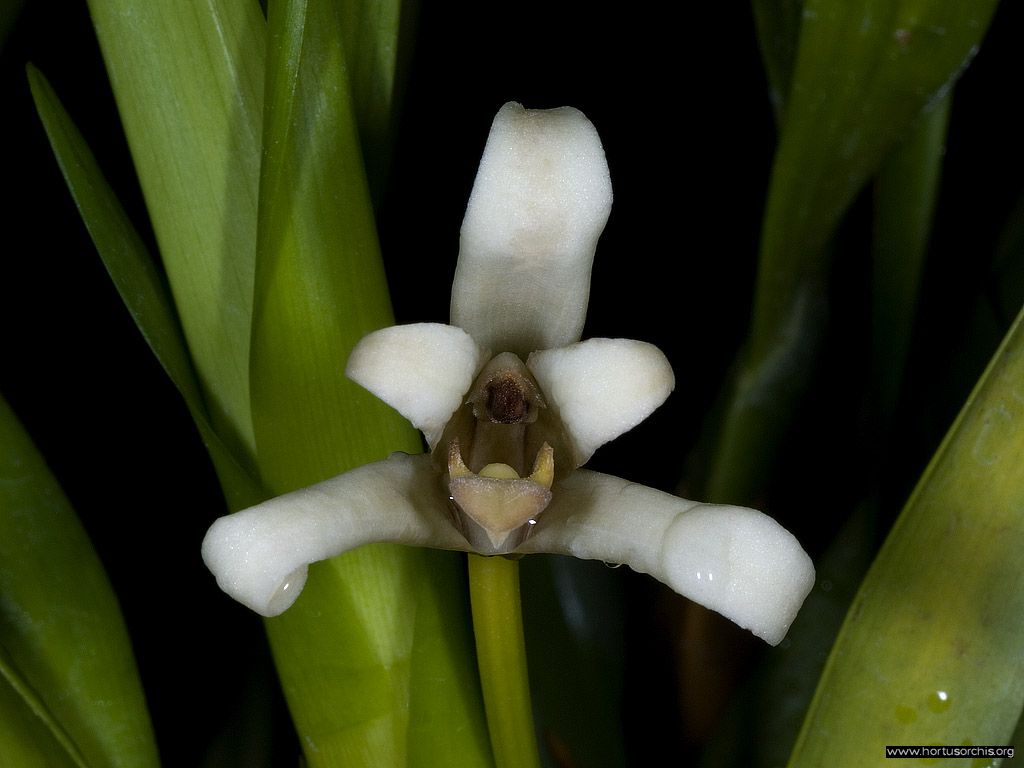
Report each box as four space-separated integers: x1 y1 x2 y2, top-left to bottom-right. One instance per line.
252 0 490 764
85 0 266 467
788 302 1024 766
27 65 258 510
708 0 998 503
0 394 159 768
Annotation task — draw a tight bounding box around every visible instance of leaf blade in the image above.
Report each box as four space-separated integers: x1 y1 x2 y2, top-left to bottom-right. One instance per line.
788 302 1024 766
707 0 1000 503
84 0 266 467
252 1 490 764
27 64 260 510
0 394 160 768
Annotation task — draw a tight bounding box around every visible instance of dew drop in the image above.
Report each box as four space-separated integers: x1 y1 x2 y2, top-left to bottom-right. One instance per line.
603 561 623 569
927 690 951 713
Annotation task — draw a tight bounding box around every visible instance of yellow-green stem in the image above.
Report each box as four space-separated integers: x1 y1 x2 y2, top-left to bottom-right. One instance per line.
468 554 541 768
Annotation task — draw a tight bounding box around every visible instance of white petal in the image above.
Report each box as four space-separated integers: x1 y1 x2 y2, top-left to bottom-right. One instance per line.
528 338 675 466
345 323 485 448
201 454 469 616
451 102 613 356
519 471 815 645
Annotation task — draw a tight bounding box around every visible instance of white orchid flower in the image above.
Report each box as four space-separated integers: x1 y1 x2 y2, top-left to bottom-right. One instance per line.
202 102 815 645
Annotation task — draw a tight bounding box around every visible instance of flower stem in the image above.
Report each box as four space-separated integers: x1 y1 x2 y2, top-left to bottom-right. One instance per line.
468 554 542 768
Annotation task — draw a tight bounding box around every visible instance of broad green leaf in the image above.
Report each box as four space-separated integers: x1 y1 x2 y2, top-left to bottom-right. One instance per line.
0 394 159 768
0 667 83 768
871 92 951 430
27 65 259 511
252 0 490 764
85 0 266 469
788 302 1024 767
707 0 999 503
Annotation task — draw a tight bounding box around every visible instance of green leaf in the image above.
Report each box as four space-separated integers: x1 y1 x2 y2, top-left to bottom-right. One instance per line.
0 394 160 768
84 0 266 469
788 301 1024 767
252 0 490 764
871 92 951 429
0 643 89 768
27 64 260 511
0 667 83 768
707 0 999 503
763 0 996 301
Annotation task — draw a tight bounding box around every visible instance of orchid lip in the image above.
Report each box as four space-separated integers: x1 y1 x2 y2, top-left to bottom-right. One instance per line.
446 439 555 553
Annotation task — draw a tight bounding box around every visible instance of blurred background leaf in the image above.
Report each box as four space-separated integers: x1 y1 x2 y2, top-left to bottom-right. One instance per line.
0 393 159 767
705 0 1000 505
